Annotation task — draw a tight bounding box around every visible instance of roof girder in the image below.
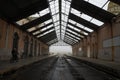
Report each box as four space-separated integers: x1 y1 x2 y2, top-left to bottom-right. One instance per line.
68 22 91 33
67 27 86 37
66 30 83 39
69 13 99 30
21 13 51 30
34 26 54 36
30 22 53 34
71 0 115 22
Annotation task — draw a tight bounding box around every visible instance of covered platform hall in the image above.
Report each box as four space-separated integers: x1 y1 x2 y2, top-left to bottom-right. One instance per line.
0 0 120 80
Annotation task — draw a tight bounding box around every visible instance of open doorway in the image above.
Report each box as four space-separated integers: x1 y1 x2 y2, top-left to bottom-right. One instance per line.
49 41 72 55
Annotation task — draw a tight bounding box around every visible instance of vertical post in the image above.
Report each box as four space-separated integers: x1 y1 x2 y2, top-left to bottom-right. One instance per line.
111 18 115 61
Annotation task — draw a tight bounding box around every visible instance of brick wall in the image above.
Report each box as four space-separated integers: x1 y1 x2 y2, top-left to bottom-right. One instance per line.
0 19 49 60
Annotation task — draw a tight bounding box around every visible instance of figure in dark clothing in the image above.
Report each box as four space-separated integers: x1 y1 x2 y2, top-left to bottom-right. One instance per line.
11 48 19 62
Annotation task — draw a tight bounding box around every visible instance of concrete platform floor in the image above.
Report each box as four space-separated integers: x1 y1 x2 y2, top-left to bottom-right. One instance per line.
0 55 54 76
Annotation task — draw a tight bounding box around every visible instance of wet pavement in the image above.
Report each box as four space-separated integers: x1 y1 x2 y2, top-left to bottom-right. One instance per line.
2 55 120 80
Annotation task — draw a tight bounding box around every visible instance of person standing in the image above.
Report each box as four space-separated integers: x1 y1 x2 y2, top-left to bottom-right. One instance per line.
11 48 19 62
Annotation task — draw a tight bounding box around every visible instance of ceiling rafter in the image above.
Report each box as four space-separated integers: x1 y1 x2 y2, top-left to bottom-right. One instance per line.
30 22 53 34
65 35 78 43
71 0 115 22
39 31 57 43
63 40 72 45
47 39 58 45
67 27 86 37
34 26 54 36
65 33 80 41
0 0 49 21
69 13 99 30
68 22 91 33
66 30 83 39
64 38 76 45
64 38 75 45
21 13 51 30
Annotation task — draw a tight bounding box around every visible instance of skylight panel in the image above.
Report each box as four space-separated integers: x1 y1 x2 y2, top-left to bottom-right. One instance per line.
62 27 66 31
16 19 29 25
27 27 36 32
49 0 72 40
66 33 80 40
55 26 60 30
84 0 109 9
68 24 74 28
44 19 52 24
81 13 92 21
74 27 81 32
54 21 59 26
68 19 94 33
71 8 81 17
66 36 78 42
76 23 84 28
62 21 67 26
46 24 53 29
69 19 76 25
82 32 88 35
71 8 105 27
84 27 93 32
37 29 54 38
67 29 78 35
16 8 50 25
38 8 50 16
91 18 104 26
33 31 40 35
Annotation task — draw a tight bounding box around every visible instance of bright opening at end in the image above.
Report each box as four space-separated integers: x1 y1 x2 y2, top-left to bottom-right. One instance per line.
49 41 72 55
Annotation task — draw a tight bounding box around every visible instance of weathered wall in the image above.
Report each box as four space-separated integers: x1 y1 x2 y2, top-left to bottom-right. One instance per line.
72 15 120 62
0 19 49 60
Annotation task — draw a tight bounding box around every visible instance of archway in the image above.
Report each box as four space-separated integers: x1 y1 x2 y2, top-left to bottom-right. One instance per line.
23 36 29 57
29 38 33 57
12 32 19 50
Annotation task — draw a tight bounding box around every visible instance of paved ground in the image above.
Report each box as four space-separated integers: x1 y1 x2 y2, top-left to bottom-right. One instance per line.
1 55 119 80
0 55 53 76
70 56 120 71
65 57 119 80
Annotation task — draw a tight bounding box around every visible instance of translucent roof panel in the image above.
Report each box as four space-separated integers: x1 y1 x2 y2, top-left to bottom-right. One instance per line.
66 32 80 40
71 8 82 17
40 24 53 32
67 29 84 38
81 13 92 21
68 19 94 32
26 19 52 32
30 8 50 17
16 8 50 25
61 0 72 40
91 18 104 26
27 27 36 32
37 29 54 38
71 8 104 26
84 0 109 10
49 0 60 40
